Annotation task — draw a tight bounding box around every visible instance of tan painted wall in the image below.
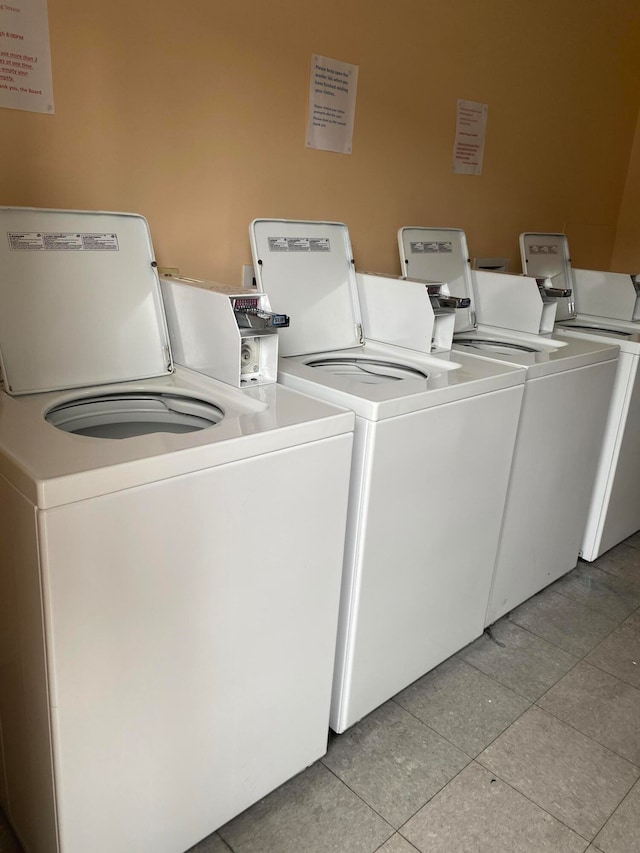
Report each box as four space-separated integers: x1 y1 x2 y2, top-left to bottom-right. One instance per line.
2 0 640 283
612 110 640 271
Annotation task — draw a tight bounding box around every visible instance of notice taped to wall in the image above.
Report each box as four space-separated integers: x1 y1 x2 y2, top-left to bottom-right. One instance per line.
306 54 358 155
0 0 54 114
453 99 487 175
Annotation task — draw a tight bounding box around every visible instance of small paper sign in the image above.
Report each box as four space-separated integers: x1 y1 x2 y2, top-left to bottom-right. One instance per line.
453 99 488 175
306 54 358 155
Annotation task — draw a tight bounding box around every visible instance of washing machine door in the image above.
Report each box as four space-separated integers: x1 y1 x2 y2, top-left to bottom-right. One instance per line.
0 207 173 395
45 391 223 438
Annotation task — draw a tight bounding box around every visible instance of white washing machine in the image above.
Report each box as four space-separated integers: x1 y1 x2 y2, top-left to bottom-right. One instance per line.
521 232 640 559
399 227 618 625
249 219 526 733
0 208 355 853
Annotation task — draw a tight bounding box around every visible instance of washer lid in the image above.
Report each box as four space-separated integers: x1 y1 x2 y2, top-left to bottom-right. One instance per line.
398 227 476 332
250 219 362 356
519 232 577 322
0 207 173 395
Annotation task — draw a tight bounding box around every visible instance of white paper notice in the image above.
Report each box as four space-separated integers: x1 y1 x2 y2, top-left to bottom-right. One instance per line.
0 0 54 114
307 54 358 155
453 99 487 175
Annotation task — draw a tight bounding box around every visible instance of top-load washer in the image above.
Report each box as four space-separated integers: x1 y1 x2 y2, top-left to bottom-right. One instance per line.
521 232 640 559
399 227 618 625
249 218 526 733
0 207 355 853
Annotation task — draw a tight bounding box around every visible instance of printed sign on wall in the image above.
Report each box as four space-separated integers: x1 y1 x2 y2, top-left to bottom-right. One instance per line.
0 0 54 114
306 54 358 155
453 99 488 175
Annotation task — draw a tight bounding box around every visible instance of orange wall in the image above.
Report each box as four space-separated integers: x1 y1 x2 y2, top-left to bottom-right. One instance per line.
612 109 640 271
2 0 640 282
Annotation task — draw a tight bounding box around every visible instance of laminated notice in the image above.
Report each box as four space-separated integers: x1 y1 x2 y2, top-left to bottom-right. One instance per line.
8 232 119 251
410 241 453 254
268 237 331 252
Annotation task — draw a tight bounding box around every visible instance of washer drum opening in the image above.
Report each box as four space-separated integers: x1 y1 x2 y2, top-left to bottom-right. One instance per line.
305 357 429 384
45 392 224 439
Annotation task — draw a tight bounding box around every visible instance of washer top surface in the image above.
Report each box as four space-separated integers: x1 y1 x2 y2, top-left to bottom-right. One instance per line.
0 366 354 509
0 207 173 395
277 340 526 420
249 219 526 418
452 325 619 378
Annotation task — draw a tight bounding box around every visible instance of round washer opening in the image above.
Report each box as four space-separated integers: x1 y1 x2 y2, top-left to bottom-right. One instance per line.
305 357 429 383
455 338 540 354
560 323 632 338
45 392 224 439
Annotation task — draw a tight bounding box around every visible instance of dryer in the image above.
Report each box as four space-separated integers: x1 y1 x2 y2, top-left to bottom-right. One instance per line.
398 227 618 625
521 232 640 559
0 208 354 853
249 218 526 733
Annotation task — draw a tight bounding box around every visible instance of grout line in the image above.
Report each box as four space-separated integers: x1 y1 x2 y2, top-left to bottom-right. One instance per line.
467 758 594 847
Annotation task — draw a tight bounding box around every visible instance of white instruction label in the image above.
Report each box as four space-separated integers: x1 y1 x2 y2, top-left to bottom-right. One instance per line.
453 99 488 176
268 237 331 252
0 0 55 114
529 244 559 254
307 54 358 155
8 231 119 251
410 241 453 254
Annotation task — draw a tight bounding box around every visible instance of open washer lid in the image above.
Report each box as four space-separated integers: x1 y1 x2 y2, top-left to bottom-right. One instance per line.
398 227 476 332
249 219 362 356
519 232 572 281
519 232 576 321
0 207 173 395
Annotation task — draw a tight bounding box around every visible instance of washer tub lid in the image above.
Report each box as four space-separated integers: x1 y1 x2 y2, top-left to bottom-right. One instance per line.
0 207 173 395
398 227 476 332
519 232 574 284
249 219 362 356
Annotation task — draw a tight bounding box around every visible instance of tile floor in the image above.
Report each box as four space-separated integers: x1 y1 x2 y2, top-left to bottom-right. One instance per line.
3 536 640 852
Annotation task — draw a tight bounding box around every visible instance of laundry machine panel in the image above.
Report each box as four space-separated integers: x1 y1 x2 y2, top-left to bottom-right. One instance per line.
583 351 640 557
330 384 523 733
0 476 57 853
17 435 351 853
486 358 617 624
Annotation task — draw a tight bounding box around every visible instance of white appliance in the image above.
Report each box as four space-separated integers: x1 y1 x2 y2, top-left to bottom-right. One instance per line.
0 208 355 853
521 232 640 559
399 227 618 625
249 218 526 734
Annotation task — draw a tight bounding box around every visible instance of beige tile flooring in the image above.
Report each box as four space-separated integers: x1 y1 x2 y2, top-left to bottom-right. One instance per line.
3 536 640 852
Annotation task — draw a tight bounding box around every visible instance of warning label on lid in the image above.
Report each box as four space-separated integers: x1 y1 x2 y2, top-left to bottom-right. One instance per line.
268 237 331 252
7 232 120 251
410 241 453 254
529 244 559 254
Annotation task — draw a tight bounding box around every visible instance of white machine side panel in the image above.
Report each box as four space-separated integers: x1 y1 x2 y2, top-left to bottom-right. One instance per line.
486 358 616 624
330 384 524 733
582 353 640 558
573 269 638 322
40 435 352 853
472 270 545 335
0 475 58 853
0 209 171 394
355 273 435 352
